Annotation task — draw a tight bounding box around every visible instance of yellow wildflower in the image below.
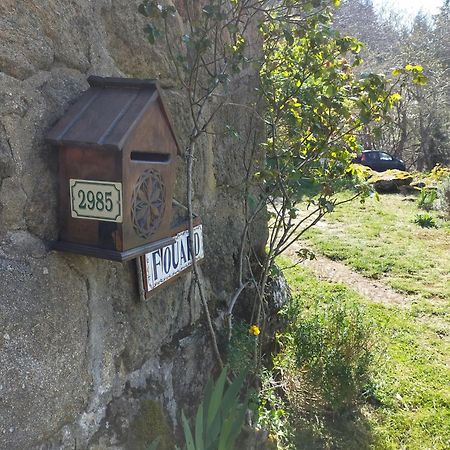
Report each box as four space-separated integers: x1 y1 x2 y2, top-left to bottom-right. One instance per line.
249 324 260 336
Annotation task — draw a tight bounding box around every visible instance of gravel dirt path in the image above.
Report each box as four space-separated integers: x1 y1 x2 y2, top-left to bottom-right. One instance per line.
283 243 408 307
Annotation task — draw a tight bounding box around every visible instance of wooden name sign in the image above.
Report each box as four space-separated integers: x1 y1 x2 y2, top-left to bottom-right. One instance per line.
137 224 204 299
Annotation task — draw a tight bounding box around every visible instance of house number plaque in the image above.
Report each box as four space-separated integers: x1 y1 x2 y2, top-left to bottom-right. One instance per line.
70 179 123 223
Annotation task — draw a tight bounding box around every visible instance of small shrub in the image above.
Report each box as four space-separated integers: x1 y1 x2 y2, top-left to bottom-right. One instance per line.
429 164 450 182
286 287 376 412
257 368 295 450
414 212 438 228
435 176 450 219
417 188 437 211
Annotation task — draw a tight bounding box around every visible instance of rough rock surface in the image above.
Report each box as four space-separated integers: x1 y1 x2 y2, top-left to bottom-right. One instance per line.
369 169 414 193
0 1 265 448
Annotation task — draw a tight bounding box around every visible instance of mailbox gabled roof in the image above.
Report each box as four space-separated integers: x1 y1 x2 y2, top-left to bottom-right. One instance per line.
46 76 180 153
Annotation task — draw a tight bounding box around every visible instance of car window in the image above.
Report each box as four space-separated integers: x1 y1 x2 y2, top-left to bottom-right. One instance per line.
379 152 393 160
364 152 378 160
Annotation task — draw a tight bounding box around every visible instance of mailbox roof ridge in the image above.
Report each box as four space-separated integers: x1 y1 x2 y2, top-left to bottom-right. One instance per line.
45 76 169 152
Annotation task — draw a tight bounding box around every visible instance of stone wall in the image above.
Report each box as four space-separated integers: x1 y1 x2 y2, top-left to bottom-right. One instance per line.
0 1 265 448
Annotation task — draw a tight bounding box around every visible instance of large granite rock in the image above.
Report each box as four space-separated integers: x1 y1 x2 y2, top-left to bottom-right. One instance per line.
352 165 414 193
371 170 414 193
0 1 265 448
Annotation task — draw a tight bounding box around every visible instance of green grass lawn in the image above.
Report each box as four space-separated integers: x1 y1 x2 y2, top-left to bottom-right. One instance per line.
280 264 450 450
303 193 450 302
275 192 450 449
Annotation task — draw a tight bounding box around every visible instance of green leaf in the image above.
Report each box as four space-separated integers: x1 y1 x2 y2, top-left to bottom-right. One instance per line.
221 371 246 416
353 56 363 66
161 5 176 18
216 73 229 85
143 23 160 44
223 405 246 450
247 194 256 212
138 3 149 17
217 374 247 450
318 13 330 24
181 411 196 450
217 414 235 450
225 124 239 139
296 248 316 260
139 1 162 18
283 29 294 46
373 126 382 140
202 4 215 17
389 93 402 103
359 108 371 125
202 378 213 420
206 412 222 446
413 73 427 85
194 402 205 450
207 368 227 430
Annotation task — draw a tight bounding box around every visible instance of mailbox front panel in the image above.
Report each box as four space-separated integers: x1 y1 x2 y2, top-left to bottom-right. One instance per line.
122 100 177 250
59 146 124 251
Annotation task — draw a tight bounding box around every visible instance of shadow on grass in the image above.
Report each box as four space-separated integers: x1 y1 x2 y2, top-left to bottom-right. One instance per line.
281 373 378 450
294 408 374 450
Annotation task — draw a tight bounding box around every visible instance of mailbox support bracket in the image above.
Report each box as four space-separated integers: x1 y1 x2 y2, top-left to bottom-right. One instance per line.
52 236 176 262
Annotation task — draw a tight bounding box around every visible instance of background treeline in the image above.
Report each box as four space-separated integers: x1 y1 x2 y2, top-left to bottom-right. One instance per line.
335 0 450 170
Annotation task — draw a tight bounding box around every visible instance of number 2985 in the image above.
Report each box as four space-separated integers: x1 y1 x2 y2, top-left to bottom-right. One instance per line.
70 179 123 222
78 189 113 212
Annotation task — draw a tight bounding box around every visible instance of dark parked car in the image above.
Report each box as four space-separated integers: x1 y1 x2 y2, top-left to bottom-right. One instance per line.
353 150 406 172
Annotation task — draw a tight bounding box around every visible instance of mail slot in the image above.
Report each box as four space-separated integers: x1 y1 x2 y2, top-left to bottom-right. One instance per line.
46 76 180 261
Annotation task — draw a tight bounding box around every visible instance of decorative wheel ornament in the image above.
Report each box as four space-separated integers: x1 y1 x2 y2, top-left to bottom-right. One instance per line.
131 169 166 239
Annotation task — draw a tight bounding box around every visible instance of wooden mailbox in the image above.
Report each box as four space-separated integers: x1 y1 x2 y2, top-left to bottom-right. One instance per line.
46 76 179 261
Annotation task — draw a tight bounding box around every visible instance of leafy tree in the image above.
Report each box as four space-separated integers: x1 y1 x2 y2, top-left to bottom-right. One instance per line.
137 1 420 433
139 0 412 368
137 1 423 447
248 2 412 363
335 0 450 169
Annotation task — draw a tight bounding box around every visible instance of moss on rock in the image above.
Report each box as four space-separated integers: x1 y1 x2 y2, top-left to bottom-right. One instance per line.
127 400 175 450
